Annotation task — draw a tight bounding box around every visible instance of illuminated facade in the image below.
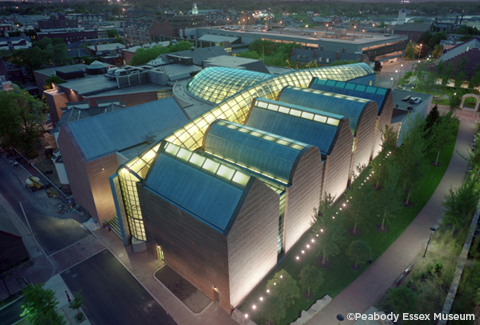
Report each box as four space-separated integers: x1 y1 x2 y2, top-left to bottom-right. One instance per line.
109 63 392 313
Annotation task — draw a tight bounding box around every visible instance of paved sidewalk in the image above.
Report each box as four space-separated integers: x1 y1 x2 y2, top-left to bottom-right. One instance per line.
308 112 475 324
92 228 237 325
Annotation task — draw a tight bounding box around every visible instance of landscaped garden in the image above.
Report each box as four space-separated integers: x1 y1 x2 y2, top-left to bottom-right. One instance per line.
238 112 460 324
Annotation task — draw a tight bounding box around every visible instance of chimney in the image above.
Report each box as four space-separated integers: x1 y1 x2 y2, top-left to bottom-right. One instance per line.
335 51 339 60
342 48 346 53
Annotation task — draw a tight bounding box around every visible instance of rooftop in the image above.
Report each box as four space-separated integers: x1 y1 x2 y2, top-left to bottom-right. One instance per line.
390 89 432 124
35 64 87 77
64 97 189 161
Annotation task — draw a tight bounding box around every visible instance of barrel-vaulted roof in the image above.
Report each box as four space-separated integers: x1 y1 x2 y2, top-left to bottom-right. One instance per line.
310 78 389 116
277 86 376 136
187 67 271 104
145 142 252 234
246 98 347 158
204 120 310 186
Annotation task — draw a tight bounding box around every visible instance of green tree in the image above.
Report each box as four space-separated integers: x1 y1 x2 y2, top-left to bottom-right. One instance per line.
50 43 70 67
346 240 372 268
417 31 433 47
0 90 45 156
313 212 347 264
344 180 374 234
442 175 480 236
425 104 440 130
375 163 403 230
69 291 84 321
377 21 385 28
237 50 261 60
43 74 64 90
449 93 462 110
430 112 457 165
428 31 447 49
38 37 53 50
266 270 300 308
262 295 285 324
107 29 119 38
21 284 66 325
299 265 324 297
469 65 480 89
431 44 444 59
454 57 468 89
397 115 428 205
404 42 416 60
386 287 417 315
11 47 52 71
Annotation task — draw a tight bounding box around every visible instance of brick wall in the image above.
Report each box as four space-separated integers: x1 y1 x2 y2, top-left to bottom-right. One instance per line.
284 146 322 253
44 91 68 124
85 153 119 224
84 91 159 108
58 125 96 223
323 119 354 201
138 184 232 313
227 179 279 308
149 21 176 38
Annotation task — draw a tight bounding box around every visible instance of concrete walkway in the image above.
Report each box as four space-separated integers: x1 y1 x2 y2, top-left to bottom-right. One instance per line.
308 109 476 324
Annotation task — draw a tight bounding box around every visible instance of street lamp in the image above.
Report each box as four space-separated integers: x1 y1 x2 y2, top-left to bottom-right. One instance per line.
337 314 344 325
423 227 436 258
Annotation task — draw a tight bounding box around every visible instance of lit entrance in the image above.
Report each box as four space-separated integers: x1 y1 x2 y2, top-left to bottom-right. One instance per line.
156 245 164 261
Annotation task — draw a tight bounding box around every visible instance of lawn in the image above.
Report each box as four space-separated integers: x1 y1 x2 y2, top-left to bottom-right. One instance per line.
238 124 459 325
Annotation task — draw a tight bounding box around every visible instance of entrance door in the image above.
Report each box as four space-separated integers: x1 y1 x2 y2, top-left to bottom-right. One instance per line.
214 290 220 303
156 245 164 261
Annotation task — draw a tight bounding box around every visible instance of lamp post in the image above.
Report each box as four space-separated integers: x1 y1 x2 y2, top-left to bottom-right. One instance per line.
337 314 344 325
423 227 436 258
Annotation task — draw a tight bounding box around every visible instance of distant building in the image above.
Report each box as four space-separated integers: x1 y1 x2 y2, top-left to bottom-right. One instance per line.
397 8 407 25
436 37 480 79
124 9 155 22
124 21 175 46
36 29 98 43
433 15 465 33
291 48 368 66
37 17 77 30
392 22 432 42
0 57 27 85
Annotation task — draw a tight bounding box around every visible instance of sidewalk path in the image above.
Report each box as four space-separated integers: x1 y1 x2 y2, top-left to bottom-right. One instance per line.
308 112 475 324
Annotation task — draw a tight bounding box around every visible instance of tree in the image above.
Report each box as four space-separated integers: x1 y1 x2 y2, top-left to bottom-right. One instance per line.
373 61 382 72
425 104 440 130
431 44 444 59
430 112 457 165
69 291 84 321
236 50 261 60
107 29 119 38
428 31 447 49
449 93 462 110
346 240 372 268
469 64 480 89
44 74 64 90
397 115 428 205
50 43 70 67
266 270 300 308
404 42 415 60
454 57 468 89
299 265 324 297
377 21 385 28
375 163 403 230
386 287 417 314
262 295 285 324
344 181 374 234
313 211 347 264
442 175 480 236
21 284 66 325
129 41 192 66
417 31 433 48
0 90 46 156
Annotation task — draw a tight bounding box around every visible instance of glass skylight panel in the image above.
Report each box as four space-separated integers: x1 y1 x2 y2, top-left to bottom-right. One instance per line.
314 115 328 123
256 100 268 108
301 112 314 120
190 153 206 167
326 118 340 126
232 171 250 186
217 165 235 180
278 106 290 114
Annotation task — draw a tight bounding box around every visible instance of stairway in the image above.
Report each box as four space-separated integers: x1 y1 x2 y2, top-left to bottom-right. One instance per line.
108 215 123 240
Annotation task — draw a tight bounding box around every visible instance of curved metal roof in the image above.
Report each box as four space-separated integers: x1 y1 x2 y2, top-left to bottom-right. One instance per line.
187 67 271 104
310 78 389 116
278 86 375 136
246 99 347 157
204 120 310 185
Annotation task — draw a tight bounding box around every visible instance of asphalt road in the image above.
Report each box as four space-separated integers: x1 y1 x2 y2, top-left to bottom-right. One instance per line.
0 296 24 325
0 157 89 256
61 250 176 325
